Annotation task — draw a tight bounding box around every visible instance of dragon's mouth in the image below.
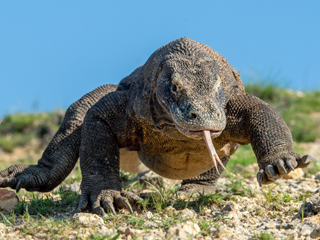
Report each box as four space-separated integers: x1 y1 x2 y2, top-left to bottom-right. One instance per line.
176 125 227 175
176 125 222 138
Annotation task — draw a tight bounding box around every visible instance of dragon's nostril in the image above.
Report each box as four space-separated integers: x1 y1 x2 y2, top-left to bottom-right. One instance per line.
190 112 197 119
217 113 220 118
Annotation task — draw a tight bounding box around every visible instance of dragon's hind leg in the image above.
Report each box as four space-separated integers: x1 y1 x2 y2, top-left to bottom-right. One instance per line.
179 156 230 194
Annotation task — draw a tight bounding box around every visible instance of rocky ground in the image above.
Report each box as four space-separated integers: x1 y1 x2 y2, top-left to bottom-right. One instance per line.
1 160 320 239
0 133 320 239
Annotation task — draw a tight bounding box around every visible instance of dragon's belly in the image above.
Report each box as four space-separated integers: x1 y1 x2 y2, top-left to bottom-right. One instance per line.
131 127 239 179
136 139 238 180
138 150 213 179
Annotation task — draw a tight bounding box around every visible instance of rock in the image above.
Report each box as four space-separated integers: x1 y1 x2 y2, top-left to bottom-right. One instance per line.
166 227 188 239
222 201 242 221
310 192 320 213
0 223 5 231
265 223 276 229
143 211 153 220
166 221 200 239
63 182 80 193
139 189 159 198
283 168 304 179
310 225 320 238
0 189 19 212
143 221 159 228
285 230 298 240
304 215 320 224
222 201 238 212
118 227 142 237
180 208 196 220
201 208 211 216
164 206 177 215
142 234 155 240
136 171 163 186
282 223 296 230
72 213 104 227
215 225 234 238
299 191 320 217
300 224 313 236
181 221 200 236
97 226 116 236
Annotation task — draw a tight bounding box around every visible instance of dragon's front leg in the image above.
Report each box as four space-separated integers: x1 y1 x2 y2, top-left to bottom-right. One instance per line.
225 91 311 185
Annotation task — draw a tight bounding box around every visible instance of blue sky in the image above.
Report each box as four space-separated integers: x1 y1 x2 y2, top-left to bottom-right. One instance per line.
0 1 319 117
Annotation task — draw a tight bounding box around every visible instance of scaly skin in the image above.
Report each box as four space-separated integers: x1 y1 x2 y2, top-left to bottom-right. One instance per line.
0 37 311 215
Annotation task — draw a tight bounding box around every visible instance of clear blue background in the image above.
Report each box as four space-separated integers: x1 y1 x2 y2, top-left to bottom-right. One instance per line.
0 1 319 117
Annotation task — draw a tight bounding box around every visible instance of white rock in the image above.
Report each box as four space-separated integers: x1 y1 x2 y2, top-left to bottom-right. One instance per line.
222 201 242 220
139 189 159 198
300 224 313 236
143 221 158 228
63 182 81 193
164 206 177 215
181 221 200 236
143 211 153 220
72 213 104 227
0 223 5 231
0 189 19 212
215 225 234 238
265 223 276 229
166 227 188 239
283 168 304 179
201 209 211 216
97 226 116 236
180 208 196 220
286 230 298 240
310 225 320 238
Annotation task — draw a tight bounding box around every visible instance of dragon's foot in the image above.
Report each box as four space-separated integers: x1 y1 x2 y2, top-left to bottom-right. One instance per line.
0 164 50 192
76 186 142 216
178 180 217 195
257 154 312 186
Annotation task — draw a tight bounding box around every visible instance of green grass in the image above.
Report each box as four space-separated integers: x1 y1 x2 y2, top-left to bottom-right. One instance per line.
254 231 275 240
245 83 320 142
14 187 80 216
226 145 256 173
0 111 64 153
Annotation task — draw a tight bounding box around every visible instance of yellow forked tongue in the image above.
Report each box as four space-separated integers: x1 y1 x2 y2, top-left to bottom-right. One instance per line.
203 130 228 174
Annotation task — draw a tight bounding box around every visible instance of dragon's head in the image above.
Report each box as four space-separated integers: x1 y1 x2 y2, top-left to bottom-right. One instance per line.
153 55 226 141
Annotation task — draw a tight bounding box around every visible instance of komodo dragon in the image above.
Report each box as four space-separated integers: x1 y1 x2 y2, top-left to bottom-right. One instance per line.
0 37 311 215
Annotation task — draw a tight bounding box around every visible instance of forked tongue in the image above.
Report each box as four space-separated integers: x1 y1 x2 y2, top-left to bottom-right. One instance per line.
203 130 228 175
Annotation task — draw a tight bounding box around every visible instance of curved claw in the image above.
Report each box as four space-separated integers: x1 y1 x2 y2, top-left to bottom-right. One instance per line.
16 179 22 193
121 198 133 214
298 155 312 168
267 165 277 180
286 160 295 171
257 171 263 187
102 200 117 215
278 160 287 174
75 199 88 213
0 177 17 189
93 206 105 216
121 190 143 203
